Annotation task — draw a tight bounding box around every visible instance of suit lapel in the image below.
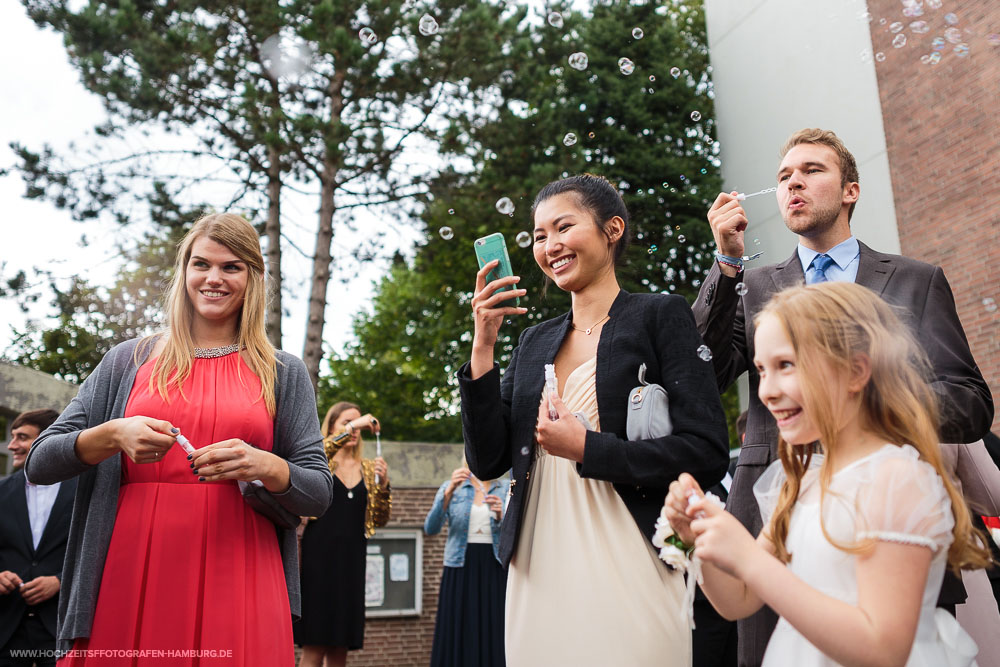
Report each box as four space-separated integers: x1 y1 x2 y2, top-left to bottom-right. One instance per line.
854 241 895 295
10 470 36 555
770 250 805 292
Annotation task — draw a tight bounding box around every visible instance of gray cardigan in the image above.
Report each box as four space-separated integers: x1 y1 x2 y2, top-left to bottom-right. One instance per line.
24 338 334 647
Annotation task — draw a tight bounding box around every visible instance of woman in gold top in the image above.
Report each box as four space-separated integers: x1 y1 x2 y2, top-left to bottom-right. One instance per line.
294 401 391 667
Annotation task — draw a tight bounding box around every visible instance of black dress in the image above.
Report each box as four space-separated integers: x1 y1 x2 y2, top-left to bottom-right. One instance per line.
294 476 368 649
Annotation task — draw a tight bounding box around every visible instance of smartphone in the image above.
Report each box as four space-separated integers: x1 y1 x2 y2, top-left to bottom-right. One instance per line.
474 233 519 307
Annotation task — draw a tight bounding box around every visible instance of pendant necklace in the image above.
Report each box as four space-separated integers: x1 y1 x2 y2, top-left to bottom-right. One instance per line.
571 313 610 335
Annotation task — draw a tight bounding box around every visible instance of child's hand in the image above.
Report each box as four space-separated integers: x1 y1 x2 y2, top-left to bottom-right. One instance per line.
662 473 704 546
688 496 759 578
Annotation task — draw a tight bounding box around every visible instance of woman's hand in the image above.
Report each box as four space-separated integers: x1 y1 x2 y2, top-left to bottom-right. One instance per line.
350 413 380 434
190 439 290 493
689 494 761 579
484 494 504 521
446 467 471 495
110 416 177 465
374 456 390 489
535 391 586 463
470 260 527 379
663 473 705 546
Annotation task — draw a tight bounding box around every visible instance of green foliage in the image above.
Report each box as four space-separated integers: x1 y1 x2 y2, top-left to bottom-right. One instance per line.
322 0 727 441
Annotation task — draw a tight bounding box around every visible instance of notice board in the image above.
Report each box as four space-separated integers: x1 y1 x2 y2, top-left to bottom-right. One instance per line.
364 528 423 617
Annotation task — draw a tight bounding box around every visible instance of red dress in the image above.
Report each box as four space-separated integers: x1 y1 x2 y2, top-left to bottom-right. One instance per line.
63 353 293 666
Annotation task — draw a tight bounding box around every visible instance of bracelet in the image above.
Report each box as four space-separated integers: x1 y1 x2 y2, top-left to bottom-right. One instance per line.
714 250 744 270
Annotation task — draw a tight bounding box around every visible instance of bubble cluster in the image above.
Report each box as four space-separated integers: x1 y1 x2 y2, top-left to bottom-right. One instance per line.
690 110 701 121
515 231 532 248
495 197 515 215
261 33 315 79
632 27 644 40
697 345 713 362
735 282 748 296
568 52 589 71
358 27 377 45
618 57 635 75
419 14 440 36
547 12 564 29
563 132 578 146
439 226 454 240
670 66 681 78
910 21 930 34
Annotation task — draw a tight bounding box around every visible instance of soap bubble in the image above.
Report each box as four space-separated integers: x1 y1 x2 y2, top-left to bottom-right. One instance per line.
754 238 761 246
910 21 930 34
926 0 942 8
499 70 515 85
677 234 686 243
953 43 970 57
587 131 595 138
697 345 713 362
419 14 440 36
358 27 377 45
860 49 873 63
944 13 958 25
890 22 904 34
547 12 564 28
879 18 887 26
521 446 530 456
632 27 644 40
495 197 515 215
927 52 942 64
439 226 454 240
568 52 589 70
448 208 455 215
648 75 656 82
892 34 907 48
261 33 315 79
735 282 748 296
690 110 702 121
563 132 578 146
670 66 681 78
618 57 635 75
875 51 886 61
931 37 946 51
859 11 873 22
945 27 962 44
983 297 998 313
515 231 532 248
988 34 1000 47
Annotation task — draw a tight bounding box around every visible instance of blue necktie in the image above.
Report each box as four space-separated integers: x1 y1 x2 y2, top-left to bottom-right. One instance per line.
808 254 834 284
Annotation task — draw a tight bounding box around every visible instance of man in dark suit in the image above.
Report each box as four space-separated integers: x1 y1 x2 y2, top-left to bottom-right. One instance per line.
1 410 76 667
692 128 994 667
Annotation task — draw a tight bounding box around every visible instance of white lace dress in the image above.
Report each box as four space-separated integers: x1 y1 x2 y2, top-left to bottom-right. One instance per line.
755 444 979 667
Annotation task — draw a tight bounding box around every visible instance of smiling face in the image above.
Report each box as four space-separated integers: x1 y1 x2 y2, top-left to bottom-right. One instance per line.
775 143 858 243
7 424 41 469
531 192 621 293
184 236 249 333
754 313 823 445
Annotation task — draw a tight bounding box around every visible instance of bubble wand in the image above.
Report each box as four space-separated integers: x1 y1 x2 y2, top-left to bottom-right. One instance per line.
374 430 382 486
736 186 777 201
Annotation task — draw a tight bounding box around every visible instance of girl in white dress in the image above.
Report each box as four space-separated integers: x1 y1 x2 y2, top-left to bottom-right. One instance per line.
663 282 992 667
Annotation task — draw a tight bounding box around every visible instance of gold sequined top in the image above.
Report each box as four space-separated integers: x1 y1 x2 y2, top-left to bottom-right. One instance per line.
321 432 392 538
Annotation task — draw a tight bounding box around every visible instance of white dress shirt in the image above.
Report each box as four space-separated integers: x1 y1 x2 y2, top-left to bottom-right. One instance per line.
25 477 61 550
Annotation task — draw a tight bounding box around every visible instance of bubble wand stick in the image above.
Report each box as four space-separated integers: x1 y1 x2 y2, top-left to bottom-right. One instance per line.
736 187 777 201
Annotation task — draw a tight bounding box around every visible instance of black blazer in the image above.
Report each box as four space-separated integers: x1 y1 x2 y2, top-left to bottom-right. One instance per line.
460 289 730 567
0 470 76 647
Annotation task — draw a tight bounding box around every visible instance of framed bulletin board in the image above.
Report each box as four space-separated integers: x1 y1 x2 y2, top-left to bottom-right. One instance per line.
365 528 423 617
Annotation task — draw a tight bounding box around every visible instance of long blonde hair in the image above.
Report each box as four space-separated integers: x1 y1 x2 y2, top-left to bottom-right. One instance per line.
322 401 364 462
759 282 990 573
138 213 277 416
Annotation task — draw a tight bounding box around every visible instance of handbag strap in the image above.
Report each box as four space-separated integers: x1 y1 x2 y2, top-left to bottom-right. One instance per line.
637 362 649 386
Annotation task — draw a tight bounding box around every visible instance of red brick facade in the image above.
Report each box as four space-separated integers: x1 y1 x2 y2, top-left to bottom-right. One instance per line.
868 0 1000 433
348 486 444 666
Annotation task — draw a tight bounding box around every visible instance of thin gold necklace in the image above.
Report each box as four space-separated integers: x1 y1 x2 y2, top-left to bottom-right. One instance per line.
571 313 610 335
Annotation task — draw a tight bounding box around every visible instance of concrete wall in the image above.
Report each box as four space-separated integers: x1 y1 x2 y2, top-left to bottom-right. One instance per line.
704 0 901 264
0 361 79 474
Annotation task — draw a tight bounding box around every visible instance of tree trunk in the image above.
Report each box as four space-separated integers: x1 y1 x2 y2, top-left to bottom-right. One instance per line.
302 69 347 389
265 147 282 349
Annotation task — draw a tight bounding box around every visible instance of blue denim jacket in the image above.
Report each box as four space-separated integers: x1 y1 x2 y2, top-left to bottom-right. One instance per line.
424 477 510 567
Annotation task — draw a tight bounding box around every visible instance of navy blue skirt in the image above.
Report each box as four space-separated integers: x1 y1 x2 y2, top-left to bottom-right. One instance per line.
430 543 507 667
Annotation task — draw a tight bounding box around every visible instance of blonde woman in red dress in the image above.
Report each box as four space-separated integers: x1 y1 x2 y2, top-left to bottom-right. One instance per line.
26 214 333 666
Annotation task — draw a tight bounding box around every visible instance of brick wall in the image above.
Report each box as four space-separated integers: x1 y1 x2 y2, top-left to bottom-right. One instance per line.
867 0 1000 433
347 486 445 667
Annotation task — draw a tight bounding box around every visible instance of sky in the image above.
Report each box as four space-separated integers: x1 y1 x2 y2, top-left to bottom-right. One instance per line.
0 2 436 363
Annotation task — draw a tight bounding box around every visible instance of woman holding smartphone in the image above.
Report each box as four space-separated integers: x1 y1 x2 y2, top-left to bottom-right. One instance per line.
24 213 333 665
459 174 729 665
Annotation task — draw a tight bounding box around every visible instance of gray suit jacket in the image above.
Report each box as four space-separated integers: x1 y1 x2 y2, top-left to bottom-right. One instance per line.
692 241 994 666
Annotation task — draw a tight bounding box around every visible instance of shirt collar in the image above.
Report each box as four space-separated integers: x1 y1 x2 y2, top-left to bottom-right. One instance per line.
797 236 859 274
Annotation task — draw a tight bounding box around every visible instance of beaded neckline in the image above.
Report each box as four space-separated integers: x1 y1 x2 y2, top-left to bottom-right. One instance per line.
193 343 241 359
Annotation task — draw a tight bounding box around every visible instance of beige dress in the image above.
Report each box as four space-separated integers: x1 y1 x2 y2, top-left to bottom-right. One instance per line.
505 357 690 666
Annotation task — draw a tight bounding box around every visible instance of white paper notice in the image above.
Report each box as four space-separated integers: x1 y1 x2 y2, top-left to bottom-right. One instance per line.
389 553 409 582
365 555 385 607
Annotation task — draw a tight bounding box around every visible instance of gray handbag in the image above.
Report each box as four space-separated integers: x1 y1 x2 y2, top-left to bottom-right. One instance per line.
626 363 673 440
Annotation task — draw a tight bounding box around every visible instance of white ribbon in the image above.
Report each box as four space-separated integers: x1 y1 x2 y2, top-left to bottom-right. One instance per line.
933 608 979 667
